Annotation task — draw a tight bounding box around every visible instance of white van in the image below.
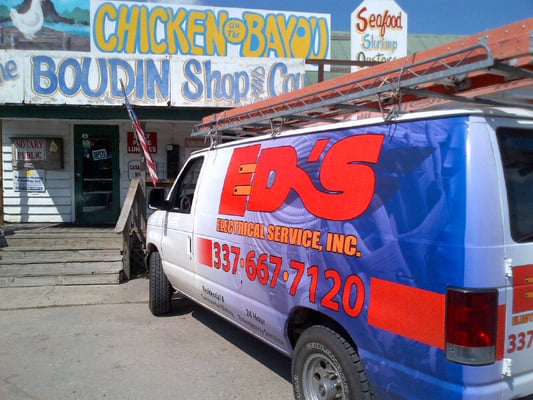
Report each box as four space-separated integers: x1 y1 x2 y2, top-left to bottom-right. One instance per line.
146 107 533 400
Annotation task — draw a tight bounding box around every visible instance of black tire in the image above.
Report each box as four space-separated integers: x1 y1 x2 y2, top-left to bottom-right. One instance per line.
148 252 172 315
292 325 372 400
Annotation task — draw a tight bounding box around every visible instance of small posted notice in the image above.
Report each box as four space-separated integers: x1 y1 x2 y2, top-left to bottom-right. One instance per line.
13 169 45 192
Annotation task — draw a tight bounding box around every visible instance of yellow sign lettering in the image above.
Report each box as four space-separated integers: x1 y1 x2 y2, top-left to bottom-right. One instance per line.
92 3 330 59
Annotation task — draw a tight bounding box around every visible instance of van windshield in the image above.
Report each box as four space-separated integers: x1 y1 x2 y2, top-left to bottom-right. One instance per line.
497 128 533 243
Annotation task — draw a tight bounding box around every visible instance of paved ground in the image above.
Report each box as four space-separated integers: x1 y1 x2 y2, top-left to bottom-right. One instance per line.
0 279 292 400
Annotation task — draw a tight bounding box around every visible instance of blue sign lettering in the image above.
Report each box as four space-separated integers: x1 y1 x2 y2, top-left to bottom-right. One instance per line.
268 63 303 97
0 60 19 85
31 56 169 102
362 34 398 52
182 59 303 106
183 60 250 105
182 59 203 101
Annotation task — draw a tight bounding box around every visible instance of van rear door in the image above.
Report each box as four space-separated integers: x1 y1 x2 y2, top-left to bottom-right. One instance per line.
496 125 533 397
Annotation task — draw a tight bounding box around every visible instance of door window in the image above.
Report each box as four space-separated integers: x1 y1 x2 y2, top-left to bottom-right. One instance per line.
497 128 533 243
168 157 204 214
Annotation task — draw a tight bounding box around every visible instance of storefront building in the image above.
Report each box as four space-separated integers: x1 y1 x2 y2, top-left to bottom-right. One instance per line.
0 0 329 224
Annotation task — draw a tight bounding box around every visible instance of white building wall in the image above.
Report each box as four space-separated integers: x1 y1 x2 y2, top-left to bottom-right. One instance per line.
118 120 201 207
2 119 73 223
2 119 201 224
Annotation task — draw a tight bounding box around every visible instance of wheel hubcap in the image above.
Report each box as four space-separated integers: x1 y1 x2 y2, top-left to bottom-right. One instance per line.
302 354 344 400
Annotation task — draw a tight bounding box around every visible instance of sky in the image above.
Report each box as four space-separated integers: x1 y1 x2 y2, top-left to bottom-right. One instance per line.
196 0 532 34
4 0 532 35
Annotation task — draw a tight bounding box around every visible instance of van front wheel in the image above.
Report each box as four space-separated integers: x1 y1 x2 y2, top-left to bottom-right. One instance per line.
292 325 372 400
148 252 172 315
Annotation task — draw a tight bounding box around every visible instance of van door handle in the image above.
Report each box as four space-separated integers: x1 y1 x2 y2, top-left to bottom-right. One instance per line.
187 236 192 256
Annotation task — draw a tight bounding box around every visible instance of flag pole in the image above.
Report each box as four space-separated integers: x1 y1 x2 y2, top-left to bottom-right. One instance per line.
120 78 159 190
121 79 160 234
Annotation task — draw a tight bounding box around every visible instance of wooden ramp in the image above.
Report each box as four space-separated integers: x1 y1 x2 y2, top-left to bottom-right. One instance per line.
0 224 124 287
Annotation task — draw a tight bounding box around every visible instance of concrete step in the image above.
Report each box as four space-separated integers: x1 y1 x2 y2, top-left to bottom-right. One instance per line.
0 266 123 287
2 235 122 251
0 223 124 287
0 249 122 263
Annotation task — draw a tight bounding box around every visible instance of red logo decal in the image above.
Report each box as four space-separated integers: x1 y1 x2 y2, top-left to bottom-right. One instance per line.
219 134 384 221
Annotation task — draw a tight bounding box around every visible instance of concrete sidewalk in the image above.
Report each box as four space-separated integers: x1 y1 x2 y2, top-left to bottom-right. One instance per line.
0 278 149 310
0 278 292 400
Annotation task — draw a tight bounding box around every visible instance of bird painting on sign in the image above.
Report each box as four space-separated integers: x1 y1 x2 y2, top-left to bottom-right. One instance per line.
10 0 44 40
0 0 90 51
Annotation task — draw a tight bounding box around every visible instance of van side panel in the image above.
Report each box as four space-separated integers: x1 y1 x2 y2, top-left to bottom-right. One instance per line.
337 117 469 399
193 150 294 351
190 116 475 399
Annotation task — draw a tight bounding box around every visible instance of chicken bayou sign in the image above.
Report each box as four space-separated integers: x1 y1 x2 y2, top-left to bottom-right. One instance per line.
0 0 331 107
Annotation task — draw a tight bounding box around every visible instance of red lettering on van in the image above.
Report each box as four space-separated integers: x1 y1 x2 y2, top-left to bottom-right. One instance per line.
219 134 384 221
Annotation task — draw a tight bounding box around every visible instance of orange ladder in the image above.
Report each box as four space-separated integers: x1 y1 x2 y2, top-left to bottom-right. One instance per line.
192 18 533 139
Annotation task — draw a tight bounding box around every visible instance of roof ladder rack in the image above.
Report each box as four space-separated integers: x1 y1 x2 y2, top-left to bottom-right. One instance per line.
192 18 533 139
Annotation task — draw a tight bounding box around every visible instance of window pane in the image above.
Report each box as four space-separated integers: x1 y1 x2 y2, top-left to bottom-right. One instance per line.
497 128 533 243
170 157 204 213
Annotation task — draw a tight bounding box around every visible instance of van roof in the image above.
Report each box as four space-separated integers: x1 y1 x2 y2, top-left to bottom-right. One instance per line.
188 106 533 154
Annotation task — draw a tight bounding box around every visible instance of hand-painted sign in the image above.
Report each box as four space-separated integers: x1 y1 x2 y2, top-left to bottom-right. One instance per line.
90 0 330 60
28 54 170 106
0 54 24 103
4 52 305 108
172 57 305 107
1 1 321 107
350 0 407 70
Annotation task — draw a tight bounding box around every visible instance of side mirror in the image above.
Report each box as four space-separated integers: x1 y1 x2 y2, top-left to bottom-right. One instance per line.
148 188 167 210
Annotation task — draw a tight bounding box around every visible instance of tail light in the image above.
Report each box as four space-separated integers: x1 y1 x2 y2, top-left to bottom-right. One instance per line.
446 288 498 365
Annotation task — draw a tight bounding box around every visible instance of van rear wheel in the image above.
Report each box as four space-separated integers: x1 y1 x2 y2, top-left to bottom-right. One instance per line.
148 252 172 315
292 325 372 400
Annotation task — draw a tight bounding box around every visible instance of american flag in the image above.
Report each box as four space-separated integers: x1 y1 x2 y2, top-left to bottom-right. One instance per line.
120 80 159 187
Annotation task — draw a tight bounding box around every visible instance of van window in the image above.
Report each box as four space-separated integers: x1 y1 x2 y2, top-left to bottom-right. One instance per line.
169 156 204 213
497 128 533 242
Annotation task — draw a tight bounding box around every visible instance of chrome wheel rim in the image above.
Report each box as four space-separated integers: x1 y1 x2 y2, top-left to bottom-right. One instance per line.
302 353 345 400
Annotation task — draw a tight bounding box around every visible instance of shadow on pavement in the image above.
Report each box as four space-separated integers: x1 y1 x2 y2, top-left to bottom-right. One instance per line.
160 296 292 383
